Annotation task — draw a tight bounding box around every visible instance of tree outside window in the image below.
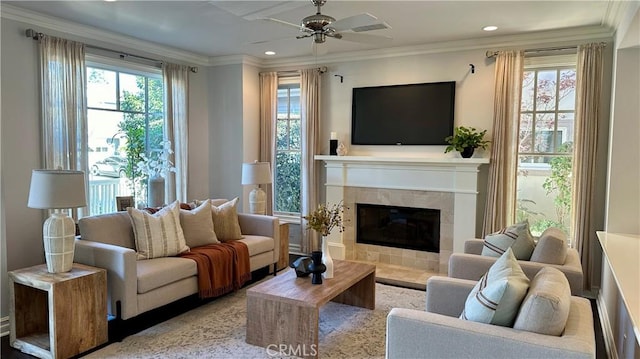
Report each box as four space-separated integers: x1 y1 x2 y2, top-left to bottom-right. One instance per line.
516 66 576 235
86 65 164 215
275 84 301 215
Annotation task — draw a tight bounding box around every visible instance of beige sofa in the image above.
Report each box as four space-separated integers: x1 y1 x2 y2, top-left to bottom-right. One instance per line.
74 211 279 320
449 238 584 295
386 276 595 359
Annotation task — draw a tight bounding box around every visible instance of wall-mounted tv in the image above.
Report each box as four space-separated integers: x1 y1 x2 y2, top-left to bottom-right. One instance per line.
351 81 455 145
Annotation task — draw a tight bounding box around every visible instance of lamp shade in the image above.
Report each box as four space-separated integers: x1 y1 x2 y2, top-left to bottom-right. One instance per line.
28 170 87 209
241 161 272 185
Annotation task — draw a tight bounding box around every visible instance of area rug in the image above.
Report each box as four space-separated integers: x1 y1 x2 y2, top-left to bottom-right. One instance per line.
83 281 425 358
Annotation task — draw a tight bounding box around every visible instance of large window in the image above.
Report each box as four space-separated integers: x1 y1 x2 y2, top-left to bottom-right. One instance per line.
86 62 164 215
274 83 301 215
516 62 576 236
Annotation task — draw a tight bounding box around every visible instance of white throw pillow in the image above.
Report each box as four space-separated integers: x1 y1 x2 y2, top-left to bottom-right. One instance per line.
482 221 536 260
513 267 571 336
211 197 243 240
180 199 219 248
460 248 530 327
128 201 189 260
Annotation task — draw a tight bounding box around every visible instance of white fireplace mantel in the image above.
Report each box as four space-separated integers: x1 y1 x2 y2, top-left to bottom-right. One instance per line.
315 155 489 264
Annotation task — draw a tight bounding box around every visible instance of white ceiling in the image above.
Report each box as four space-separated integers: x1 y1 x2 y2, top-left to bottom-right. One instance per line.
3 1 628 61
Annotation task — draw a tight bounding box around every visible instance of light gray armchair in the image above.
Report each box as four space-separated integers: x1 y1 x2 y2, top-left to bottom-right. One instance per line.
386 276 595 359
449 238 584 295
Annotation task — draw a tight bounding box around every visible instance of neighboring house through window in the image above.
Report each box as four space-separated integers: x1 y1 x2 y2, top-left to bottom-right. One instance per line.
516 55 576 236
86 58 164 215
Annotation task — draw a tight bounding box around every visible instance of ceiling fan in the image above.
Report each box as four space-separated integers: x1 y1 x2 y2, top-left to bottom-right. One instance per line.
265 0 392 46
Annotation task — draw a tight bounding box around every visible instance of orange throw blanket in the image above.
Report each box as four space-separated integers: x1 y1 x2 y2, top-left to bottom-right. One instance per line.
179 241 251 299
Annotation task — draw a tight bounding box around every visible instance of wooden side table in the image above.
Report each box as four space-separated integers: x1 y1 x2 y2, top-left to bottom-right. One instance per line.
9 263 108 359
277 222 290 271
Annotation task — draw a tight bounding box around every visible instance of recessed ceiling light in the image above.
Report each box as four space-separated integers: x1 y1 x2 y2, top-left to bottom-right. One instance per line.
104 0 117 2
483 25 498 32
265 51 276 56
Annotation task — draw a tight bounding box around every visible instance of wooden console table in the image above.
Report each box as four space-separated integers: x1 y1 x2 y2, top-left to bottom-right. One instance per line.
9 263 108 359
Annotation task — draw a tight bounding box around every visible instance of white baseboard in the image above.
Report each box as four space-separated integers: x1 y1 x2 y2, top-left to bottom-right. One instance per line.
1 316 9 337
597 293 618 359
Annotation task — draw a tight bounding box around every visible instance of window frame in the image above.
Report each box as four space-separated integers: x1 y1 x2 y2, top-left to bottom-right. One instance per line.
85 55 165 215
273 80 302 220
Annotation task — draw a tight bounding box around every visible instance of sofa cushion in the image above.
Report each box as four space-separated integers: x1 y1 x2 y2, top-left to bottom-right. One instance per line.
482 221 535 260
238 235 274 256
180 199 219 247
514 266 571 336
461 248 530 327
530 227 568 265
137 257 197 294
129 201 190 260
78 211 136 249
211 197 243 240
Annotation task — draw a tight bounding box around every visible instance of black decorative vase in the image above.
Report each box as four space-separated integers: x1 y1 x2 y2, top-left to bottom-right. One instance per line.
460 147 475 158
290 256 313 277
307 251 326 284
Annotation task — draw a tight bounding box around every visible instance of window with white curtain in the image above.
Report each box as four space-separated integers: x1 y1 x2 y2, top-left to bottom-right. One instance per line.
86 58 165 215
516 55 576 236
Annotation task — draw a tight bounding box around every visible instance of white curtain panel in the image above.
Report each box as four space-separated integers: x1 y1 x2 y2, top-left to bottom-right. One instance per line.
39 36 88 172
572 43 605 292
162 63 190 203
300 68 321 252
259 72 278 215
39 36 88 218
482 51 524 236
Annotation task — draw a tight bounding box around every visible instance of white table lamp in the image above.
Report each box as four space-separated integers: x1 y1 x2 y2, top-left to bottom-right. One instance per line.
241 161 272 215
28 170 87 273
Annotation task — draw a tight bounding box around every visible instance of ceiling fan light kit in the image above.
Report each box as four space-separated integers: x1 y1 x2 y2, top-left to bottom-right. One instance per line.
265 0 392 49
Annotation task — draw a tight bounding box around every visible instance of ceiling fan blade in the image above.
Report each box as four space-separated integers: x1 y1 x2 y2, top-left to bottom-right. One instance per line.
329 13 390 32
337 32 393 45
263 17 307 32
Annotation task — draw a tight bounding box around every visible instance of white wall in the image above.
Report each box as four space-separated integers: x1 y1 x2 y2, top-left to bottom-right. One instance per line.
208 64 244 201
1 19 46 328
605 46 640 234
319 49 495 158
241 64 261 213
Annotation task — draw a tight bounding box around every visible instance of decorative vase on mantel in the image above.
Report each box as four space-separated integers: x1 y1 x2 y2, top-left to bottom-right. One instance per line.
322 236 334 279
147 175 165 207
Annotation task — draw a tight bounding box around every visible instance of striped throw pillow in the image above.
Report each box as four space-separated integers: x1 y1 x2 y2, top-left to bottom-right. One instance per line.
482 221 535 260
129 201 189 260
460 248 530 327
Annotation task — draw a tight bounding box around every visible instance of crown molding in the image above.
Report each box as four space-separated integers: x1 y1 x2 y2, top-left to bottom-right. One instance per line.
208 55 263 68
0 4 211 66
259 25 615 68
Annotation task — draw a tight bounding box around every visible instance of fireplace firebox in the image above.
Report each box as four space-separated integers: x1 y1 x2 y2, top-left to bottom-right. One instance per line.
356 203 440 253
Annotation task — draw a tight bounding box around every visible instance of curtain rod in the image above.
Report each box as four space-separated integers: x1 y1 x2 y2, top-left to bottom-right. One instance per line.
485 43 607 58
25 28 198 73
261 66 328 77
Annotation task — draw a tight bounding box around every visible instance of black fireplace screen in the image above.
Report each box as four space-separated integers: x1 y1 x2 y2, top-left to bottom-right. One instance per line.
356 203 440 252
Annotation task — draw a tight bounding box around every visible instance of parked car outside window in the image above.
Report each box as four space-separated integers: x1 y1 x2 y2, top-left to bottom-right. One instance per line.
90 156 127 178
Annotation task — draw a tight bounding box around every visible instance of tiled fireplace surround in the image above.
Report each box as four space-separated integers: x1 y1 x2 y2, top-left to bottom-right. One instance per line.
316 155 488 274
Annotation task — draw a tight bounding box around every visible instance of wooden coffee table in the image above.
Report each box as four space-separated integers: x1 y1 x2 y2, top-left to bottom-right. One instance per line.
246 260 376 358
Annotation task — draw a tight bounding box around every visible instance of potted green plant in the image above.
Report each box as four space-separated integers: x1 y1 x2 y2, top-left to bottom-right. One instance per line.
444 126 490 158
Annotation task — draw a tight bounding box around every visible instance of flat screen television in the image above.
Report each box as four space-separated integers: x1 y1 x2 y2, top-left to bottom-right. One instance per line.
351 81 455 145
